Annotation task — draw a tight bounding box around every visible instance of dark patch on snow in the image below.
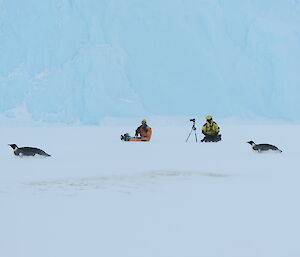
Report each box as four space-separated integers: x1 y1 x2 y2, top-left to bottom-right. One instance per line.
22 170 232 193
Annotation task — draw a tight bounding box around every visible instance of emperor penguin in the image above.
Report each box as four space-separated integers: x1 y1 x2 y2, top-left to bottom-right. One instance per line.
247 141 282 153
8 144 51 157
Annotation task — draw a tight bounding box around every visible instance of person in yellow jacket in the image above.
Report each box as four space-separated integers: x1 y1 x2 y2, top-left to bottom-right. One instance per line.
121 119 152 142
201 115 222 142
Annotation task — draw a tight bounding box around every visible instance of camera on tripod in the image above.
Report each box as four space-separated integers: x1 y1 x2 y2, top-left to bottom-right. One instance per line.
186 118 197 142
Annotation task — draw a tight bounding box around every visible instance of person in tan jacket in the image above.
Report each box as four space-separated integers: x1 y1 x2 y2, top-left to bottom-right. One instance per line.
121 119 152 142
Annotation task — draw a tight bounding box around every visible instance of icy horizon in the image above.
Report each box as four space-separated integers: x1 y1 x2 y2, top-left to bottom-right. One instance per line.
0 111 299 128
0 0 300 124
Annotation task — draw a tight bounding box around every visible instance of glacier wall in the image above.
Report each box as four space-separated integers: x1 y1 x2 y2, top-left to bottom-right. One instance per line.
0 0 300 124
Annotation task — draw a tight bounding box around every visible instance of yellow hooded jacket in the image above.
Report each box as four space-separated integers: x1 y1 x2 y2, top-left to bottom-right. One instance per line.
202 121 220 136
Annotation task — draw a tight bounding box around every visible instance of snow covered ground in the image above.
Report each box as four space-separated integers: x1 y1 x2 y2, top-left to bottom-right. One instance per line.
1 121 300 257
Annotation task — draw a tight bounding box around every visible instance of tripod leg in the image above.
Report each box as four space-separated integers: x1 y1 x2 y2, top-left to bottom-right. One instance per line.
186 128 193 142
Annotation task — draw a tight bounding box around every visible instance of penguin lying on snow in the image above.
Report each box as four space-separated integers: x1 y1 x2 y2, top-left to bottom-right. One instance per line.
247 141 282 153
8 144 51 157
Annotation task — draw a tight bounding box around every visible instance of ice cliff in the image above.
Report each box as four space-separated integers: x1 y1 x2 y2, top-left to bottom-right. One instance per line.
0 0 299 124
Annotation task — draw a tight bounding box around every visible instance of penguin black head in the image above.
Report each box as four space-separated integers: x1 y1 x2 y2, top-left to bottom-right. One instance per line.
247 141 255 146
8 144 18 150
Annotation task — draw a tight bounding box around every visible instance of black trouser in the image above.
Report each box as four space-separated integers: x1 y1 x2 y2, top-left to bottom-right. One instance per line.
202 134 221 142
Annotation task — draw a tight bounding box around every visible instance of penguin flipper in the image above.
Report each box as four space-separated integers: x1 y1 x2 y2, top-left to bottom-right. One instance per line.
33 148 51 157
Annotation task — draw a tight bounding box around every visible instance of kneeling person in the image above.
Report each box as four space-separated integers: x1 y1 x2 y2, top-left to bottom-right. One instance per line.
121 119 152 142
201 115 221 142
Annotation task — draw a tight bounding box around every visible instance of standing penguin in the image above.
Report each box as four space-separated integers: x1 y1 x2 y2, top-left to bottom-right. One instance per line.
8 144 51 157
247 141 282 153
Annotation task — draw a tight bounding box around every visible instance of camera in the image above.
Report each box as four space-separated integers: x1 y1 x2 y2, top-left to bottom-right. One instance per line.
186 118 197 142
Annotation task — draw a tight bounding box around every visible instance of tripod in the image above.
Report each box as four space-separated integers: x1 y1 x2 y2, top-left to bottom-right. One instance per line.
186 120 198 142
